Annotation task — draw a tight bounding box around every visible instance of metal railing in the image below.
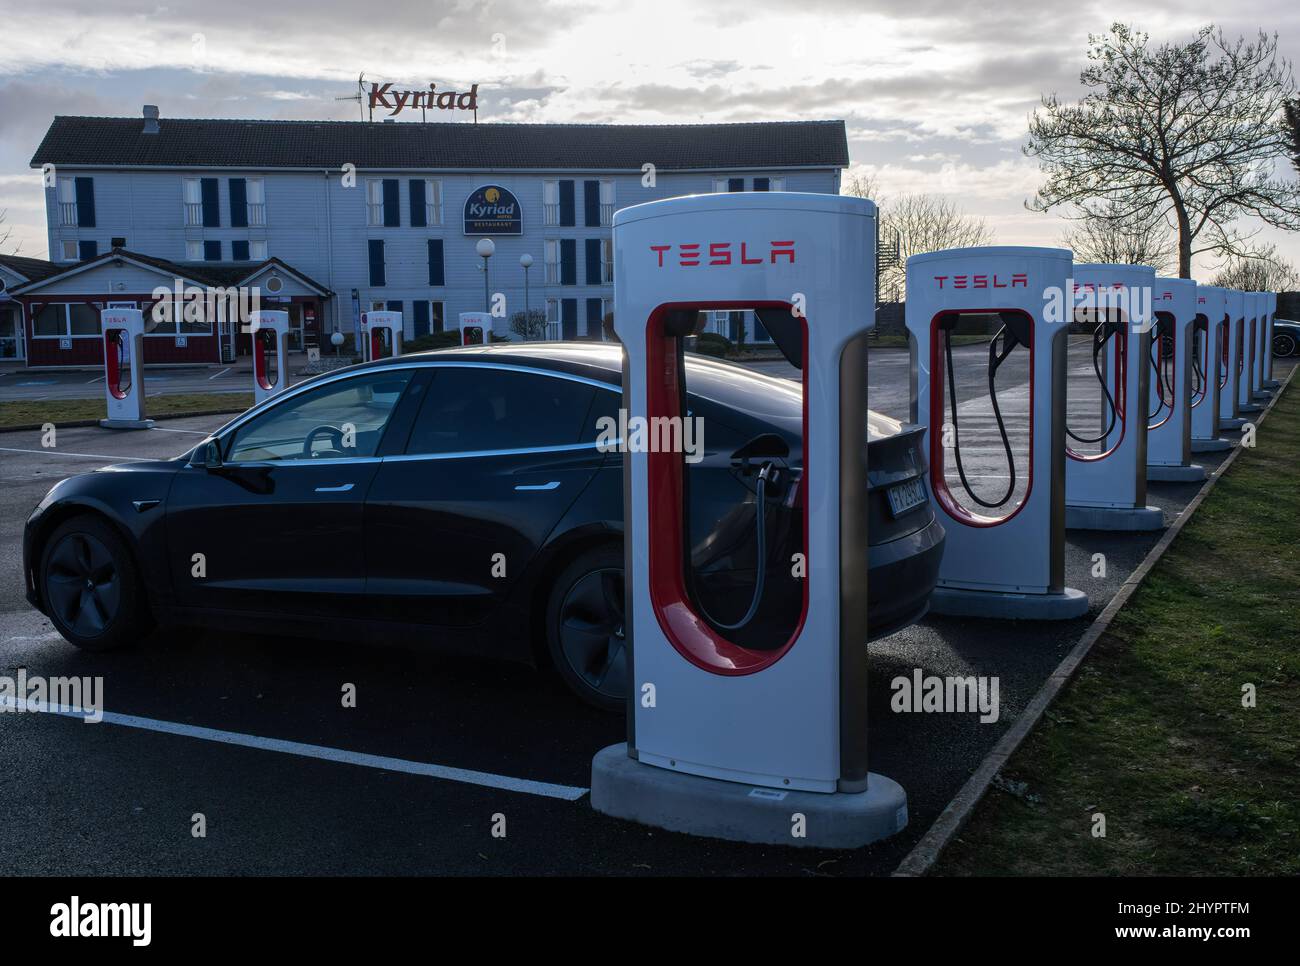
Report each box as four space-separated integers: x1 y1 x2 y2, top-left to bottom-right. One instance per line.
59 202 79 226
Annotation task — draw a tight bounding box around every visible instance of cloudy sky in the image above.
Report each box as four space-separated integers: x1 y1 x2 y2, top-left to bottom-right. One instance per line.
1 0 1297 274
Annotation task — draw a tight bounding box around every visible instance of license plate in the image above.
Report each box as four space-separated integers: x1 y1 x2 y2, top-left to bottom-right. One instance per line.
886 477 927 518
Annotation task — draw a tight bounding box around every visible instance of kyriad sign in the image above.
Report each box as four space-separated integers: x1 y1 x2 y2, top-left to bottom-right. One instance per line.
463 185 522 235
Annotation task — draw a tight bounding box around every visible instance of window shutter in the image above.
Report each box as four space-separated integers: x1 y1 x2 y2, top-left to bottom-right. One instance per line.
727 178 744 193
368 240 386 286
201 178 220 227
229 178 248 227
559 180 575 227
409 180 427 228
753 177 770 192
427 239 444 286
77 240 97 261
561 298 578 339
585 297 603 338
74 177 96 228
560 239 577 285
583 181 600 227
203 240 221 261
413 301 431 337
382 179 400 227
386 300 402 315
232 240 250 261
585 239 602 285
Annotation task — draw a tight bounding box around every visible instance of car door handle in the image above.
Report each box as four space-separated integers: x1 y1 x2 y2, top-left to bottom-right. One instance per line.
514 481 560 491
315 483 355 493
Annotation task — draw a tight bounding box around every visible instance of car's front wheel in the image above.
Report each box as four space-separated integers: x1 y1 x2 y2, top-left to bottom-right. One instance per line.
1273 331 1297 358
40 516 148 651
544 545 627 712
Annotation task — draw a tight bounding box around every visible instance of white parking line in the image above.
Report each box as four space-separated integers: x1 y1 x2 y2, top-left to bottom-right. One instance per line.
208 367 233 380
147 426 209 434
0 446 148 461
0 696 590 801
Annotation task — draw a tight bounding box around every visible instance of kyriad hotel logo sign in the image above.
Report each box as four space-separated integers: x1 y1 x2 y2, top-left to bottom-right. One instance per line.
463 185 522 235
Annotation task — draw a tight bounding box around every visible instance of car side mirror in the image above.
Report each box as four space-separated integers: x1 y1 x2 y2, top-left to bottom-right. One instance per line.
190 439 224 469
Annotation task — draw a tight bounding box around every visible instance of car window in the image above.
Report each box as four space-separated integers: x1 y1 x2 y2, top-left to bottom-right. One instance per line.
406 367 596 455
226 370 413 463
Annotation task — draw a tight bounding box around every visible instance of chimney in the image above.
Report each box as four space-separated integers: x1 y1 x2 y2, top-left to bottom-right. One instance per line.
143 105 160 134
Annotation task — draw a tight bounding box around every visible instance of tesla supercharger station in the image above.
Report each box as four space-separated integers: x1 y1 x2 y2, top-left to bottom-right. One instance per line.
906 247 1088 619
1263 292 1280 389
1064 264 1163 530
1145 277 1204 482
1249 292 1271 400
458 311 492 346
1191 285 1231 453
361 310 403 361
1220 290 1247 430
590 192 909 849
99 307 153 430
249 310 290 405
1236 292 1263 416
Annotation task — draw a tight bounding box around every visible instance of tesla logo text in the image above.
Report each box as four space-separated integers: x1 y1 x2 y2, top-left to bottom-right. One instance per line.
934 274 1027 289
650 241 795 268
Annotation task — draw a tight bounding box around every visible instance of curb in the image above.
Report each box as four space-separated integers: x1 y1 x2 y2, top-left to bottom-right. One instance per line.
891 363 1296 877
0 408 247 435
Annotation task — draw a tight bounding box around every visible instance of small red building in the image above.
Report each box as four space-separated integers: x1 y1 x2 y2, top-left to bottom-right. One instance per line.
8 248 332 367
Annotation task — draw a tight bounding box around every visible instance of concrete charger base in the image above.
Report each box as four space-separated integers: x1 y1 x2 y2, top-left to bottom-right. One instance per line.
590 744 909 849
1146 463 1206 483
1065 503 1165 531
1239 403 1263 414
927 585 1089 620
1219 417 1247 430
99 418 155 430
1191 436 1234 453
1264 379 1281 389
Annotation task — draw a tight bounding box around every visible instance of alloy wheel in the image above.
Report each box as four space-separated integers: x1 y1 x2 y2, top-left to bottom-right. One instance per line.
556 567 627 701
45 532 121 638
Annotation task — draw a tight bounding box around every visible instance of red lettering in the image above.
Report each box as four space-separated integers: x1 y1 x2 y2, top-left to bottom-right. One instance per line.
934 276 948 288
974 274 988 289
740 242 762 265
954 275 968 289
709 242 731 266
1012 274 1028 288
770 240 795 264
650 245 670 267
679 243 700 267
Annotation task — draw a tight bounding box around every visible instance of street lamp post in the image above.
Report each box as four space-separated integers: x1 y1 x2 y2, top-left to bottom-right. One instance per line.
520 253 534 340
476 238 495 315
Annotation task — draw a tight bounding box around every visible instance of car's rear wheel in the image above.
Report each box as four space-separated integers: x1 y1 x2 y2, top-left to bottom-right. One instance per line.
1273 332 1297 358
40 516 148 652
544 545 627 711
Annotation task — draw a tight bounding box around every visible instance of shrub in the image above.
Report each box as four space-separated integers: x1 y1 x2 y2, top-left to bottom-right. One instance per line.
693 332 732 358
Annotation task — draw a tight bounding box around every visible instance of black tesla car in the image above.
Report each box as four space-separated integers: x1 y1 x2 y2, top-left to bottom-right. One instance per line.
23 343 944 709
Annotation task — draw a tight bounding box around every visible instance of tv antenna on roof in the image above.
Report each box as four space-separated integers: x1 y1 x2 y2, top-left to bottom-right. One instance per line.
336 73 370 121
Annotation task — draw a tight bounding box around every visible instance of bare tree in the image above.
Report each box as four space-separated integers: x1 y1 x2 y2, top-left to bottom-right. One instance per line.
509 308 548 341
1026 24 1300 278
1208 243 1299 290
1287 100 1300 175
841 171 882 204
878 194 993 300
1061 201 1176 273
0 209 14 254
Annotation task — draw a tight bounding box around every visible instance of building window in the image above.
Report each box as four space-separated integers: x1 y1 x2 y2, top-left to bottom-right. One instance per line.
186 241 203 260
713 178 728 193
148 296 215 335
368 239 386 286
59 240 78 261
232 240 250 262
58 179 78 226
559 239 576 285
601 238 614 284
366 180 385 227
412 300 445 336
204 240 221 261
543 181 560 227
250 240 267 260
33 303 100 338
544 239 559 284
416 179 443 226
770 177 785 191
246 178 266 226
600 181 615 226
545 298 561 340
183 178 203 226
78 240 98 261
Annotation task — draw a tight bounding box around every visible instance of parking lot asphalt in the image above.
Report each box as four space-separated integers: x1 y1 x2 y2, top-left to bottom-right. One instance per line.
1 348 1289 875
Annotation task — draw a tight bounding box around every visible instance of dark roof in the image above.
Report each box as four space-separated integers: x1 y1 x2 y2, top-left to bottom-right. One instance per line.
9 248 332 297
0 253 63 283
30 117 849 171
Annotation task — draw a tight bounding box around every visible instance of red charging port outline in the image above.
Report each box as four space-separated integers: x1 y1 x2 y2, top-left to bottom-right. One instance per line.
104 330 129 400
644 301 809 675
927 309 1035 528
1190 317 1208 408
1149 312 1175 431
254 330 277 390
1067 314 1128 461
